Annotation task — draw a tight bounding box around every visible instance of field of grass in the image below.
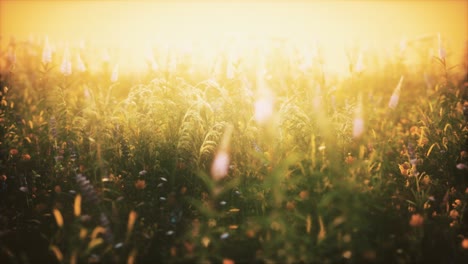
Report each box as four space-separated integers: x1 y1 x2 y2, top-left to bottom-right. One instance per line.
0 35 467 264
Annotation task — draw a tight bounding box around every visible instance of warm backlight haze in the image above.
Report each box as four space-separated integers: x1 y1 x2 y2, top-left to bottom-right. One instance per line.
1 0 467 74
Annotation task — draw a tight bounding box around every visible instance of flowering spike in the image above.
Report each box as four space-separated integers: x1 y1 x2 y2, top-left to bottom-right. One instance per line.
42 36 52 64
438 33 446 60
353 117 364 139
76 53 86 72
211 124 234 181
111 64 119 82
354 51 365 73
60 46 72 75
353 99 364 138
389 76 404 109
211 150 230 181
254 97 274 124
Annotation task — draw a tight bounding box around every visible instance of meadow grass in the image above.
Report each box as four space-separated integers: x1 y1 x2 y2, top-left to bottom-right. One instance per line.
0 36 467 264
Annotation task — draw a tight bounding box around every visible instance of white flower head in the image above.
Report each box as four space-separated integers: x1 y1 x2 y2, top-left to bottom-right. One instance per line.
353 117 364 138
42 36 52 64
389 76 404 109
60 47 72 76
254 96 274 124
353 100 364 138
76 53 86 72
354 51 365 73
438 33 446 60
111 64 119 82
211 150 230 181
211 124 234 181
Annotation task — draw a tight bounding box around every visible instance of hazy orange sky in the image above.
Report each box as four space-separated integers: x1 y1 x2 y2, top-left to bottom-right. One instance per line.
1 0 467 73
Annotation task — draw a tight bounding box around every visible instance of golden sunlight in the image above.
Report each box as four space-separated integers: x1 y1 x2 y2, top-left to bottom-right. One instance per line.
1 1 467 74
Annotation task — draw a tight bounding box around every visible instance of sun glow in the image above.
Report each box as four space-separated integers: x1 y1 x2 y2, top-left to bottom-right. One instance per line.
1 1 467 75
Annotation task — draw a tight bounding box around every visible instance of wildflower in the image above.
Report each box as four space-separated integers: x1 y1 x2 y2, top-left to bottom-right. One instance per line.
421 175 431 185
134 179 146 190
246 229 255 238
9 148 18 156
342 250 352 259
60 47 72 76
389 76 404 109
410 126 420 136
76 53 86 72
449 209 459 219
211 150 230 181
254 97 274 124
409 213 424 227
438 33 446 60
286 201 296 210
111 64 119 82
353 117 364 138
399 162 411 176
42 36 52 64
202 237 210 247
223 259 235 264
456 163 468 170
461 151 468 159
299 190 309 200
354 51 365 73
144 44 159 72
21 154 31 161
345 153 355 164
462 238 468 249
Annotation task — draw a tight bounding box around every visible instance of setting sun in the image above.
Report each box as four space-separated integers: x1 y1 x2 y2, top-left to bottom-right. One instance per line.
1 1 467 74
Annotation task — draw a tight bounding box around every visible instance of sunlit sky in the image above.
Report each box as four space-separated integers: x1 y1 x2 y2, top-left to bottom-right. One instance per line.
1 0 467 74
